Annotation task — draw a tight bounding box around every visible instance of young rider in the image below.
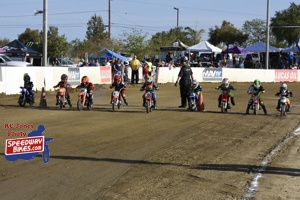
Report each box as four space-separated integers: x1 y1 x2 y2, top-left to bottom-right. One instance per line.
109 74 128 105
215 78 235 108
246 79 267 115
23 73 35 103
77 76 95 105
187 80 203 111
140 76 159 108
275 83 293 111
53 74 72 107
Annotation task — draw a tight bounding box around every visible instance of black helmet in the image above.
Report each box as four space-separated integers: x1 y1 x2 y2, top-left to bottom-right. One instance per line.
61 74 68 80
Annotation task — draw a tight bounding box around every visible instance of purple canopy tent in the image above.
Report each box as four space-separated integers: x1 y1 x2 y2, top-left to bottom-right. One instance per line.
221 46 250 54
0 47 5 53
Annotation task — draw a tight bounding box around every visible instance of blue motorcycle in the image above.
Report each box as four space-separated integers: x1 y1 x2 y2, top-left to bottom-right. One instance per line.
18 87 34 107
188 92 199 111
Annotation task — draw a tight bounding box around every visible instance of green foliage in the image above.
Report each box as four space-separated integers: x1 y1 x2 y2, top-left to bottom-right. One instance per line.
270 2 300 51
0 38 10 47
208 20 248 48
184 27 205 45
18 28 42 53
47 26 70 58
120 28 148 59
86 14 107 40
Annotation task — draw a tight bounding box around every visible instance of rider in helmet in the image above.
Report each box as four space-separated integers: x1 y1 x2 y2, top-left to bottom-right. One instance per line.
109 74 128 105
77 76 95 105
246 79 267 115
215 78 236 108
53 74 72 107
140 76 159 108
23 73 35 103
275 83 293 111
187 80 203 111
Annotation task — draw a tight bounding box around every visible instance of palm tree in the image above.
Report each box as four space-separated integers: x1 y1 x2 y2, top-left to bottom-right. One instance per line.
184 27 205 45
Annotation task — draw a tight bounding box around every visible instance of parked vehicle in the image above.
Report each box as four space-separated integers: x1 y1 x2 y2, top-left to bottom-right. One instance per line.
77 88 92 111
18 87 34 107
0 54 32 67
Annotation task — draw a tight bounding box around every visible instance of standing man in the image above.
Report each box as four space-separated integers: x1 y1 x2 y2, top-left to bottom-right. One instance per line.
130 55 140 84
175 57 194 108
146 58 153 76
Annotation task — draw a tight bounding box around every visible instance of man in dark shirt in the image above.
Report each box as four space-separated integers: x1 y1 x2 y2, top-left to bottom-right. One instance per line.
175 57 194 108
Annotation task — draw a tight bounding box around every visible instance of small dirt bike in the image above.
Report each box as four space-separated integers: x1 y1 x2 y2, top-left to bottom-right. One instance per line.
141 87 157 113
111 88 125 111
77 88 92 111
219 91 230 113
188 92 199 111
57 87 68 109
18 87 34 107
277 92 290 116
248 91 262 115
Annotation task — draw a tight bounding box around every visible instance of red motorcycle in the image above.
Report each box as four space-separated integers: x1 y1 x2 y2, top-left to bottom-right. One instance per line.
111 88 126 111
219 91 231 113
77 88 92 111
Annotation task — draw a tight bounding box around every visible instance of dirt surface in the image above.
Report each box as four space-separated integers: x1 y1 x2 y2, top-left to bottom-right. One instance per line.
1 82 300 200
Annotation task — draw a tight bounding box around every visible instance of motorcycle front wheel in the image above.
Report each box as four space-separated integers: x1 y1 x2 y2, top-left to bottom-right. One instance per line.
281 104 286 116
221 102 226 113
18 96 26 107
254 104 259 115
77 100 83 111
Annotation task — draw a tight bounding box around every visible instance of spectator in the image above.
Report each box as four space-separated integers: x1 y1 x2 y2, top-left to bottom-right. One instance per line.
130 55 141 84
95 59 100 66
239 58 244 68
168 59 176 70
89 59 97 66
77 58 84 67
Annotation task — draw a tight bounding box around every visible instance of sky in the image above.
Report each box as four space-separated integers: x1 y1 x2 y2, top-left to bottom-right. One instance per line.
0 0 296 43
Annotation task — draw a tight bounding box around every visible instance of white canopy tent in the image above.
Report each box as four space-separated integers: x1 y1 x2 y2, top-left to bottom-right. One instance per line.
187 41 222 53
242 42 280 53
281 43 300 53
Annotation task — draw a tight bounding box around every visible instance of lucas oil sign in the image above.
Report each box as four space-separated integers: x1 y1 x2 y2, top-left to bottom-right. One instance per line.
275 70 298 82
202 68 222 81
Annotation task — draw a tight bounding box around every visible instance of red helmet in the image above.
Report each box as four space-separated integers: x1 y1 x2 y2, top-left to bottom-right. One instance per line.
114 74 121 83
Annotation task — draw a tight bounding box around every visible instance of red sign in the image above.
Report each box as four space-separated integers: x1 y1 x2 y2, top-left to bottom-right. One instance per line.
275 70 298 82
100 66 111 83
5 136 44 155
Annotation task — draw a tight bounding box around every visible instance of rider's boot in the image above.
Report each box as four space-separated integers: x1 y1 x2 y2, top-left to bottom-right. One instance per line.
227 103 231 109
68 99 72 107
262 105 268 115
153 101 157 109
123 97 128 105
231 97 235 106
218 100 221 108
276 103 280 110
246 104 251 114
55 98 59 105
143 99 146 107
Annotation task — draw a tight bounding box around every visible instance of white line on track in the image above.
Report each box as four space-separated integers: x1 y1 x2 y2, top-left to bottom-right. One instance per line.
243 125 300 199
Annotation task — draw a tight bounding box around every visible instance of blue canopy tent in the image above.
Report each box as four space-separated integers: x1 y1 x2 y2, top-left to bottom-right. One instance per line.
89 48 127 61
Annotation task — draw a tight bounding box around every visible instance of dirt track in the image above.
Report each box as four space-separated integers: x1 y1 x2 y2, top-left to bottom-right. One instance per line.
1 82 300 200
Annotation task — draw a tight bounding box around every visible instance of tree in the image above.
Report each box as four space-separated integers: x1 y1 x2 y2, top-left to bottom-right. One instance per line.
120 28 148 60
18 28 42 53
47 26 70 58
184 27 205 45
270 2 300 52
208 20 248 49
86 14 107 40
0 38 10 47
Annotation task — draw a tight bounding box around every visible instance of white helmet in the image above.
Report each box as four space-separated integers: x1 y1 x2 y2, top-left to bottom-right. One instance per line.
192 80 198 89
280 83 287 91
184 56 188 61
222 78 229 87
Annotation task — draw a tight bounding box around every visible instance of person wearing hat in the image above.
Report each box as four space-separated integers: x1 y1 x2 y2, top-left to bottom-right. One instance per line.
175 56 194 108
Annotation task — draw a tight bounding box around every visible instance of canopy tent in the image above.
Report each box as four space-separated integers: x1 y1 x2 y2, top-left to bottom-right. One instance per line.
160 39 189 51
0 47 5 53
281 43 300 53
187 41 222 53
89 48 127 61
221 46 251 54
242 42 280 53
1 39 42 57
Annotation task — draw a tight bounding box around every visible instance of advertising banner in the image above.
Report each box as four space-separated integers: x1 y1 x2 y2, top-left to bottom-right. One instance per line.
100 66 111 83
68 68 80 85
275 70 298 82
202 68 222 81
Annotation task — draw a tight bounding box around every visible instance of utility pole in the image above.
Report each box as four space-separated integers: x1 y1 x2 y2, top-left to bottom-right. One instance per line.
265 0 270 69
173 7 179 37
108 0 111 40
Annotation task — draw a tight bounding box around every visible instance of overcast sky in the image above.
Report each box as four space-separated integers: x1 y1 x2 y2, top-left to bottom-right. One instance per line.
0 0 294 42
